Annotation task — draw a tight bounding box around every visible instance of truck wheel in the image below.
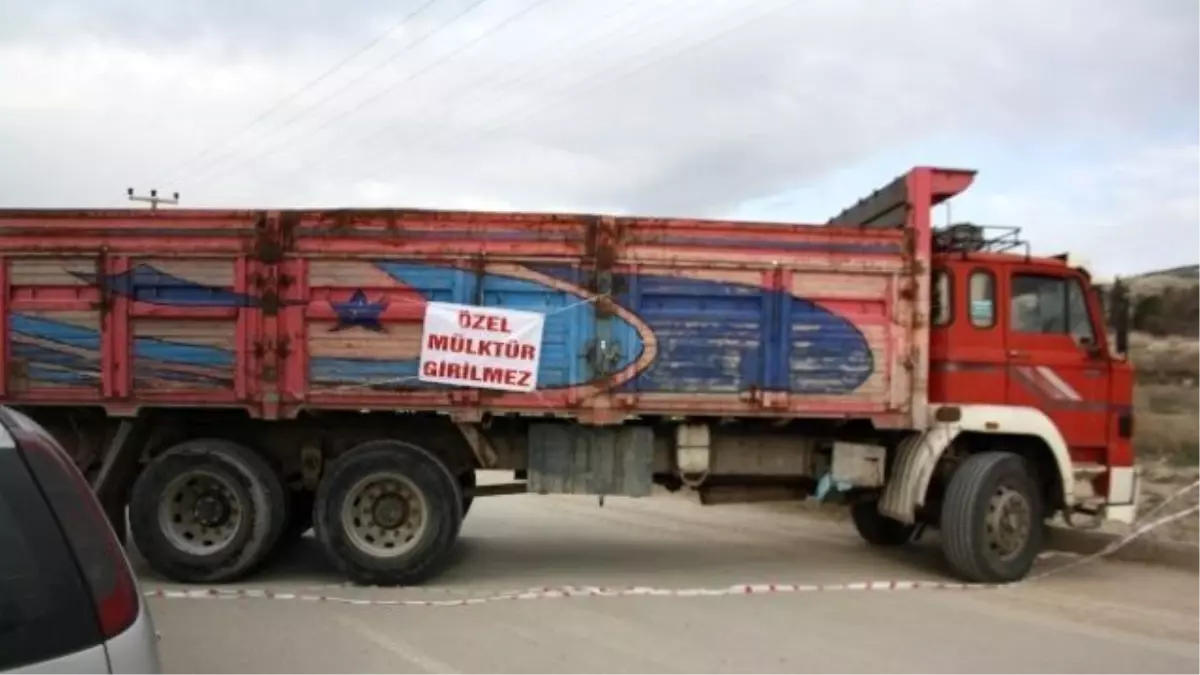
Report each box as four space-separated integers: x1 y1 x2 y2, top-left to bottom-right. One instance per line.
314 440 462 586
129 439 288 584
940 451 1044 584
851 499 916 546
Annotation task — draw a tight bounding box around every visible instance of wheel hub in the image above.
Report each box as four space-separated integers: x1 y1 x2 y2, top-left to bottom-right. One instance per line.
985 485 1031 560
372 495 409 529
157 470 244 556
341 473 428 558
193 492 230 527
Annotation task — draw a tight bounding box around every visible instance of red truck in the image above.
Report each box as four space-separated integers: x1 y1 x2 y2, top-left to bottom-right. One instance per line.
0 166 1137 587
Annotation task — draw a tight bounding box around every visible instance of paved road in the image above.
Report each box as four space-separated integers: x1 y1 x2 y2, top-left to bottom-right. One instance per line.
137 489 1199 673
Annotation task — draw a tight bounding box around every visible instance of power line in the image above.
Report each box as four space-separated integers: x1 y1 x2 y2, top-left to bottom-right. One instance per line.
239 0 656 193
404 0 797 175
183 0 503 190
321 0 790 193
179 0 470 187
156 0 443 185
224 0 709 200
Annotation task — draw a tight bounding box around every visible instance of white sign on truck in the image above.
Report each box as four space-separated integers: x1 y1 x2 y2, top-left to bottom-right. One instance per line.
418 302 545 392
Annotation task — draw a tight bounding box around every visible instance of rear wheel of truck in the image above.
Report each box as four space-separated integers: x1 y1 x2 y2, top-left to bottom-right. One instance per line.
851 499 916 546
314 440 463 586
129 438 288 584
940 451 1044 584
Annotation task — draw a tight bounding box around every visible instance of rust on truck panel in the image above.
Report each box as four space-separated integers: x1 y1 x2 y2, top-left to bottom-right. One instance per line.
0 167 957 428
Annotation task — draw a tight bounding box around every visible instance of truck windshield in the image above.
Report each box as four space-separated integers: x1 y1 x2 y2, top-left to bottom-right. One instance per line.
1011 274 1095 344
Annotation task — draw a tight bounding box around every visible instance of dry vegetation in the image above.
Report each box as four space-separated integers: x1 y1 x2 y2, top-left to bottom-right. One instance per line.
1121 268 1199 543
1128 333 1200 466
1130 372 1198 542
1125 268 1199 465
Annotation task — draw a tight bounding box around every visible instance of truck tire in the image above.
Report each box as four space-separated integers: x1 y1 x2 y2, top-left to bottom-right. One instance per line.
851 499 916 546
129 438 288 584
940 451 1044 584
314 440 463 586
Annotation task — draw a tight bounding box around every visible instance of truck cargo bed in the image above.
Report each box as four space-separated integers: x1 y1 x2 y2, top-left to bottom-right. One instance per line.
0 169 959 427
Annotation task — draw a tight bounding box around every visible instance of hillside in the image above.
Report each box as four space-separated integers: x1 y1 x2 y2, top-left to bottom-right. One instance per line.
1116 263 1198 542
1118 265 1200 458
1128 265 1199 337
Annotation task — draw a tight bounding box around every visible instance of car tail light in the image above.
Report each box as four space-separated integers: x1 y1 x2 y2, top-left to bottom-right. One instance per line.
7 411 139 638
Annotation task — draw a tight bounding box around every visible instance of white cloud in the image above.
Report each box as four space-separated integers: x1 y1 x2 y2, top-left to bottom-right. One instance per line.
0 0 1195 271
971 142 1200 277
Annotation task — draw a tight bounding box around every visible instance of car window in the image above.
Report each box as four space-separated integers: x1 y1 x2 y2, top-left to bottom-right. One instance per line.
0 448 103 671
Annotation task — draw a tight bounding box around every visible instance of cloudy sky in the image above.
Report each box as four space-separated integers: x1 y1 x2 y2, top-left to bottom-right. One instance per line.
0 0 1195 276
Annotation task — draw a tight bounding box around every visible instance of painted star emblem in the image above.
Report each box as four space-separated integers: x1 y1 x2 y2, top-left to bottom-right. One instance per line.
330 289 388 332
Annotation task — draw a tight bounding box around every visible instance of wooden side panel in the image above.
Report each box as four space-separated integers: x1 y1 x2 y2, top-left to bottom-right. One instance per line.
8 309 102 391
0 166 957 426
788 270 899 410
131 319 236 391
10 258 94 286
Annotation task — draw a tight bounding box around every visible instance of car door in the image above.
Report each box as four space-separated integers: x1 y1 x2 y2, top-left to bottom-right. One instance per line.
1004 267 1110 451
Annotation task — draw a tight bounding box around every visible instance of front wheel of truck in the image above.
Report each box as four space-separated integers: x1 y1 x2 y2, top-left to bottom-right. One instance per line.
940 451 1044 584
314 440 463 586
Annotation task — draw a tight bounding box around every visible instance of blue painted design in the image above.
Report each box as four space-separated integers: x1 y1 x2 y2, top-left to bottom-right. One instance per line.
24 365 98 384
534 267 874 395
330 290 387 332
132 338 234 369
370 262 644 389
71 264 258 307
10 313 234 388
309 356 426 389
10 257 875 395
11 343 96 369
616 274 764 393
788 297 874 393
10 314 101 352
373 262 478 305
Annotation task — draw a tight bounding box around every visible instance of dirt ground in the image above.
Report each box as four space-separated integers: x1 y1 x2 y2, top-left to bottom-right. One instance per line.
1134 460 1199 543
141 490 1200 674
1127 330 1199 544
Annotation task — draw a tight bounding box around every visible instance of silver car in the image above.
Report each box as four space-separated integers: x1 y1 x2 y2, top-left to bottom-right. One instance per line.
0 406 161 674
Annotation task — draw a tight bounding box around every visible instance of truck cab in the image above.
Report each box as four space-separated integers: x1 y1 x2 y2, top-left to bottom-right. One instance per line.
928 224 1137 524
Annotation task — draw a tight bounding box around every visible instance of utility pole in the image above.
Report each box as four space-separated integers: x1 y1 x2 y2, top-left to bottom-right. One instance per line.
126 188 180 210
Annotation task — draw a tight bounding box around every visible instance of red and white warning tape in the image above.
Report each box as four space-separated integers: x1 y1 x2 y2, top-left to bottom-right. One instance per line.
145 579 1001 607
143 492 1199 609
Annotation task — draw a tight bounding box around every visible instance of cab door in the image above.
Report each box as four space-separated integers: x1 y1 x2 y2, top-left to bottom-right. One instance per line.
1003 266 1110 450
929 263 1009 406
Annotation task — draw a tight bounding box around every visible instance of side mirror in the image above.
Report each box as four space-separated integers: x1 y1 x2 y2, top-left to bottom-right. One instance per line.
1111 277 1130 356
1076 334 1103 359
